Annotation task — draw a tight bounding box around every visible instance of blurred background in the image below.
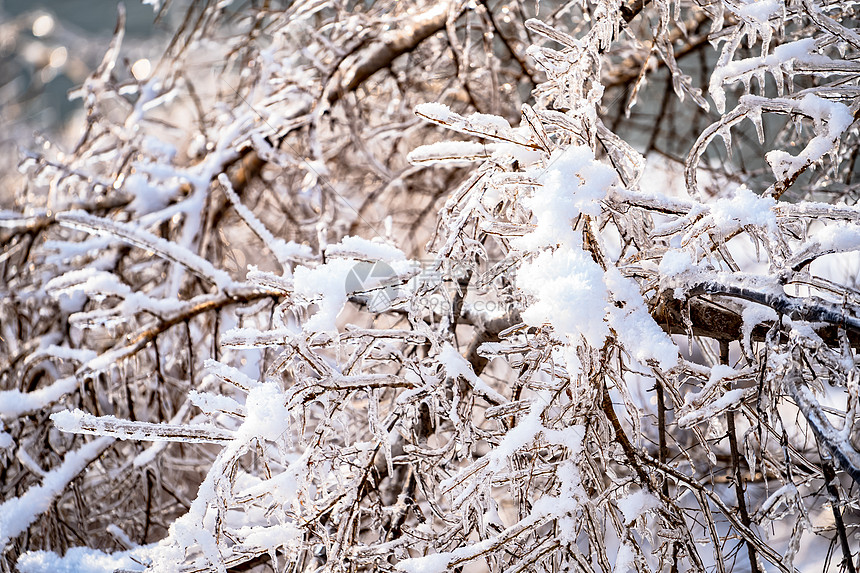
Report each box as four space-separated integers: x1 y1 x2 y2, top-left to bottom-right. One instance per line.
0 0 171 206
1 0 163 130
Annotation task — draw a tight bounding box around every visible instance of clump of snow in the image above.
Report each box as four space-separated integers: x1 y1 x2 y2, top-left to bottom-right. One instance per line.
495 126 545 164
726 0 784 52
125 172 177 214
512 145 679 375
415 103 516 139
237 522 301 548
402 410 587 573
605 268 679 370
484 402 544 473
17 546 146 573
325 235 406 261
517 248 609 361
707 186 776 234
142 135 177 161
293 237 416 331
293 258 358 332
765 95 854 182
57 211 234 290
188 390 243 416
684 364 737 407
659 249 696 276
616 489 659 524
0 376 79 419
809 223 860 253
237 382 290 442
736 0 782 25
515 145 617 251
414 102 453 123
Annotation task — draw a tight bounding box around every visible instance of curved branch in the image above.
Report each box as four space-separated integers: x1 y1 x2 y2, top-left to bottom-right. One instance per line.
326 2 456 106
783 362 860 486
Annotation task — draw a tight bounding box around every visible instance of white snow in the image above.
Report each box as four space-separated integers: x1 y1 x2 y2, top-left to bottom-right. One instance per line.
0 376 79 419
51 409 235 443
414 102 453 124
659 249 696 276
57 211 233 290
17 547 146 573
293 258 359 332
736 0 782 25
614 542 636 572
402 409 587 573
0 437 113 550
616 489 659 524
324 235 406 261
125 172 178 214
678 387 752 428
515 145 617 251
517 247 609 373
710 38 832 113
438 343 507 405
236 382 290 442
293 239 416 331
706 186 777 236
605 268 679 370
188 390 244 416
45 269 186 316
217 173 306 268
765 95 854 182
741 303 778 354
236 522 301 548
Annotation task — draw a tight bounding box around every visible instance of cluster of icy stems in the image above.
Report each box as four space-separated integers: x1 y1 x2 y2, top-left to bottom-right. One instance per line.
2 1 860 573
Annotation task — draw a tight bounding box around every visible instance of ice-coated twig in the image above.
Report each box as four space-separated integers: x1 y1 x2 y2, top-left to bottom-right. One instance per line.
51 409 235 444
685 279 860 334
0 437 114 551
57 210 234 289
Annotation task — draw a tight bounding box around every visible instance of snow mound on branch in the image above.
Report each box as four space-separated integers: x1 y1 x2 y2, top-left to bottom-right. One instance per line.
293 236 415 332
517 247 609 349
514 146 678 373
617 489 660 525
515 145 616 251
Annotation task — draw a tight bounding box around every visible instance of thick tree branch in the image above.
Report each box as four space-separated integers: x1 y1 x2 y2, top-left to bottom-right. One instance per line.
655 286 860 348
326 2 455 106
